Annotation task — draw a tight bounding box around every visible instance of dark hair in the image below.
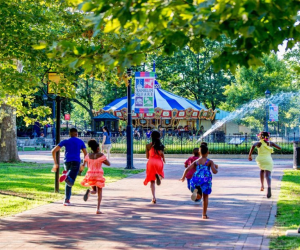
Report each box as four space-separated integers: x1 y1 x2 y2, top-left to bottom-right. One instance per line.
200 144 208 155
102 126 109 133
151 131 165 152
70 128 77 133
88 139 99 153
259 131 270 143
193 148 200 157
260 132 270 138
200 142 208 147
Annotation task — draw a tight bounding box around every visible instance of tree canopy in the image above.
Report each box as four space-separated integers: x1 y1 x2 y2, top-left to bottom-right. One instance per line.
148 39 234 110
62 0 300 72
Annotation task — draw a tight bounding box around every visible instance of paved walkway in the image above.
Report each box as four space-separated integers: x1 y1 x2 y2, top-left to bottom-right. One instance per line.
0 155 293 249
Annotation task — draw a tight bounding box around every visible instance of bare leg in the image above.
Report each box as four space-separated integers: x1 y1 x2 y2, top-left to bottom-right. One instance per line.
91 186 97 194
265 170 271 187
150 181 156 203
96 187 103 214
260 170 265 191
265 170 272 198
202 194 209 219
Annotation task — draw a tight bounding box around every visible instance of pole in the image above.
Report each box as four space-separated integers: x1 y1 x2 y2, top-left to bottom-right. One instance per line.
55 96 61 193
125 67 134 169
265 101 269 132
43 100 47 137
52 100 56 145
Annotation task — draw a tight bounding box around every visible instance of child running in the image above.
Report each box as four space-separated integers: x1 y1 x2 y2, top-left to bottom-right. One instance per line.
184 142 208 194
248 131 281 198
180 144 218 219
144 131 166 204
184 148 200 191
80 139 110 214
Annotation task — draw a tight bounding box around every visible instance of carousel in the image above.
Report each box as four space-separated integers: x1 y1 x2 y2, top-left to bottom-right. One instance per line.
93 81 217 132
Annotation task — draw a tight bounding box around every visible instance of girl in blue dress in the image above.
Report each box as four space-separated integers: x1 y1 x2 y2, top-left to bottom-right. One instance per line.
180 144 218 219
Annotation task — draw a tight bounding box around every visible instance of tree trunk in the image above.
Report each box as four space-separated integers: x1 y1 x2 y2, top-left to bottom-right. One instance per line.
0 104 20 162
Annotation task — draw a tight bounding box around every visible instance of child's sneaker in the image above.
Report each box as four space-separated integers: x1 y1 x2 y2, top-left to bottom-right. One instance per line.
59 170 69 182
83 189 90 202
155 174 162 186
267 187 272 198
63 199 72 206
191 188 198 201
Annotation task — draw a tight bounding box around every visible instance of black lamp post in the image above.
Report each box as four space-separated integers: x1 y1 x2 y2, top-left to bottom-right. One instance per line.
265 90 271 132
47 72 62 193
42 94 48 137
125 67 135 169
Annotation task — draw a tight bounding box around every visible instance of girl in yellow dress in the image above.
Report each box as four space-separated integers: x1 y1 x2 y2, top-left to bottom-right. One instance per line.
248 132 281 198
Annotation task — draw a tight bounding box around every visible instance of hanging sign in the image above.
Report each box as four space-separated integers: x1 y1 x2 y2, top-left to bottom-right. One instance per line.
269 104 279 122
64 114 70 121
134 72 155 114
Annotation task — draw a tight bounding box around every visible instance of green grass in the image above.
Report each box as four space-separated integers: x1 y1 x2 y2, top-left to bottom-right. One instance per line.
270 170 300 250
0 162 143 217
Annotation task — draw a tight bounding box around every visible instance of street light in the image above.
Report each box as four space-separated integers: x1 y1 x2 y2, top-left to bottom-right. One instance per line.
265 89 271 132
47 72 62 193
125 67 135 169
42 94 48 137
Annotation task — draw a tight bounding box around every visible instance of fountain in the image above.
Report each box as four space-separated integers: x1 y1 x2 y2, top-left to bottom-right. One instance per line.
197 91 299 142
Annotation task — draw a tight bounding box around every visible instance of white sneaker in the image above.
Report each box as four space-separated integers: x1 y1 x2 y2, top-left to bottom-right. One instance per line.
191 189 198 201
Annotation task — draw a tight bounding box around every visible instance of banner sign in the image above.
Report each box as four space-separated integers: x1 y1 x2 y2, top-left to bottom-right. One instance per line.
269 104 279 122
134 72 155 114
64 114 70 121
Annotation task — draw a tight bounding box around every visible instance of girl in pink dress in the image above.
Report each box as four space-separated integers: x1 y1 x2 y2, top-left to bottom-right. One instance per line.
144 131 166 204
81 139 110 214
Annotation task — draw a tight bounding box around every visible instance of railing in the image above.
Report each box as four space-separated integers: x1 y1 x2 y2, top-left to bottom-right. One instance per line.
68 133 296 154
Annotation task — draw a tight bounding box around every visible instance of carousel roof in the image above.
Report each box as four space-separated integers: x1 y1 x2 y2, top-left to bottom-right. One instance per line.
103 82 206 112
93 113 119 120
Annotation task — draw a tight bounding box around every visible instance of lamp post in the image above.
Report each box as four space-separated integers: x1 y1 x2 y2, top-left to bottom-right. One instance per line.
42 94 48 137
265 90 271 132
47 72 62 193
125 67 134 169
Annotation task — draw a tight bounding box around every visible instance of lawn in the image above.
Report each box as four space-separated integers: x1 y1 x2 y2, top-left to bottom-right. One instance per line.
270 170 300 250
0 162 143 217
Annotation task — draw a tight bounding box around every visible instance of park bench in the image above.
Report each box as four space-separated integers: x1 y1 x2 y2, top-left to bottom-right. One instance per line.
228 137 245 145
44 138 55 149
17 138 43 151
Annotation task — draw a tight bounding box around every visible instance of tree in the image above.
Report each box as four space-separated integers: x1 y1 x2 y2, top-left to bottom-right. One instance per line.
61 0 300 72
71 75 127 130
148 39 234 110
0 0 85 161
221 54 293 111
220 53 298 134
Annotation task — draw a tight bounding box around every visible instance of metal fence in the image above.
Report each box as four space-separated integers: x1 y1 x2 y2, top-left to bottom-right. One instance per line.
70 133 296 154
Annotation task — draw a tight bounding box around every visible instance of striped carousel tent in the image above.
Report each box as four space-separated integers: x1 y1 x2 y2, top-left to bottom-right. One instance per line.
94 80 217 131
102 81 206 112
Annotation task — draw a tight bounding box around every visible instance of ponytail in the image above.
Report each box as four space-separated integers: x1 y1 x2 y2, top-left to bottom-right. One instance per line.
151 131 165 153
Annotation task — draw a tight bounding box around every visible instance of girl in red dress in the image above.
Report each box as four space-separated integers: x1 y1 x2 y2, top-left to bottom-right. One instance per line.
144 131 166 203
81 139 110 214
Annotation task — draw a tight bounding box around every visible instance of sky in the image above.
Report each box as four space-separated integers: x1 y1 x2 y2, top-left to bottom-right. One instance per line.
277 40 288 59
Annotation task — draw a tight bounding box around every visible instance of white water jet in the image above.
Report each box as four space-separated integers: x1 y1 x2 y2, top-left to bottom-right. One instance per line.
197 91 299 142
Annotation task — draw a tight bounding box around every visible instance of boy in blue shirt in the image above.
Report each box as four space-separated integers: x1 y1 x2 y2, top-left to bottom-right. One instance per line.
52 128 87 206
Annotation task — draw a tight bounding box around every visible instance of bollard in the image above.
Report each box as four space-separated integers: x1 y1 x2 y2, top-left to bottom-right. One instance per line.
293 141 300 170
